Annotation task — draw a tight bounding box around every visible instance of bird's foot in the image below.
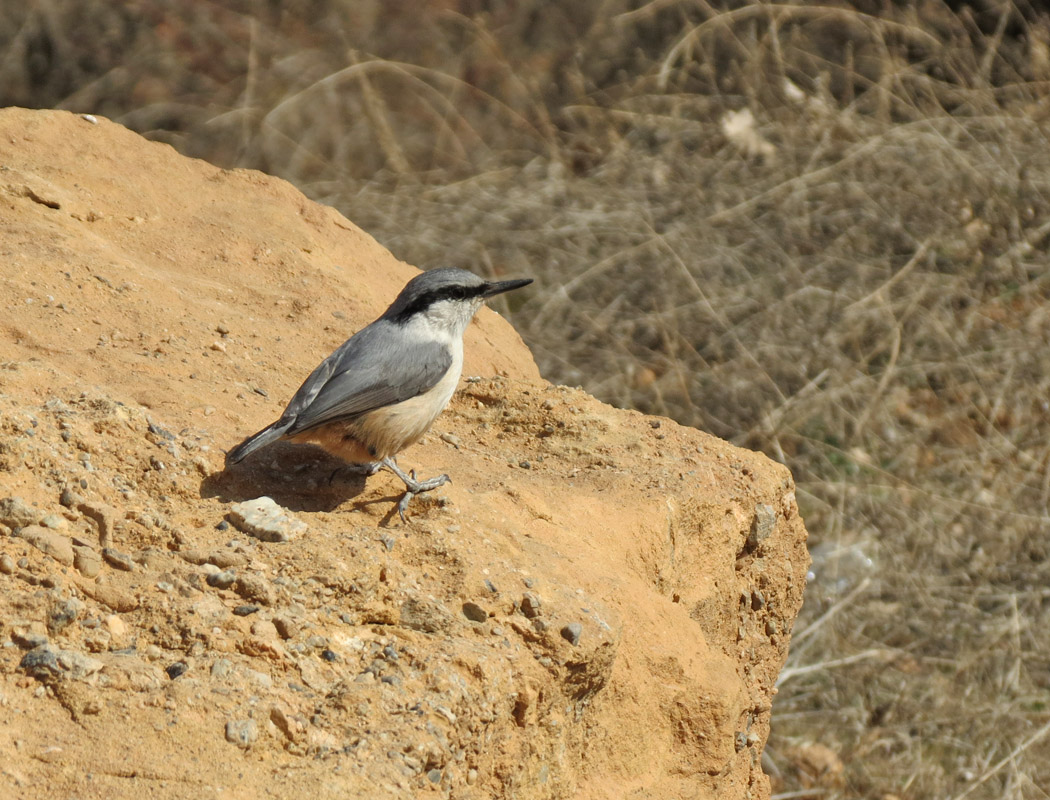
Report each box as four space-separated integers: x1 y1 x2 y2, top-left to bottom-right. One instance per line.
328 461 381 485
381 458 451 522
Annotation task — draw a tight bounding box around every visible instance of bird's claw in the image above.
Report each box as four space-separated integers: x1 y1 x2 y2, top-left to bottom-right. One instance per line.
394 473 451 523
397 491 415 523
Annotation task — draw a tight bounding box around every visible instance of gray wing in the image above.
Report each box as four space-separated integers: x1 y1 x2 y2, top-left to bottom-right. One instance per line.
280 321 452 436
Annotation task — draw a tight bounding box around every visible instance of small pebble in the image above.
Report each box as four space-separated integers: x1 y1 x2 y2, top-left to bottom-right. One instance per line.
104 615 127 646
427 769 442 784
147 420 175 440
560 622 583 646
272 615 299 640
215 520 229 531
206 570 236 590
0 554 15 574
48 598 83 634
19 646 60 678
101 548 135 572
520 592 542 619
166 661 188 679
232 605 259 617
462 602 488 623
12 630 49 650
321 649 338 662
225 719 258 748
234 574 274 605
73 546 101 578
40 514 66 530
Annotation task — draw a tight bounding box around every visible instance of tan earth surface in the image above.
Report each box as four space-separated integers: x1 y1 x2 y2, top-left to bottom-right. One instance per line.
0 108 809 799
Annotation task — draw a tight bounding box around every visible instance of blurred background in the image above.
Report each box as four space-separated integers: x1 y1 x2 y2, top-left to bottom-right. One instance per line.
3 1 1049 796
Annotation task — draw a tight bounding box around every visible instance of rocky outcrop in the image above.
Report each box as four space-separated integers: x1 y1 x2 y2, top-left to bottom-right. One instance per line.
0 108 808 799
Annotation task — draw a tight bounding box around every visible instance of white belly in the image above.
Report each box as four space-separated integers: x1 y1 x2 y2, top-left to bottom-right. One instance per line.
349 341 463 459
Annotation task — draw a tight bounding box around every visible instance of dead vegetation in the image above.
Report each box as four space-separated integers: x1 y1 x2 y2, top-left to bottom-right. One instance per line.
3 1 1050 797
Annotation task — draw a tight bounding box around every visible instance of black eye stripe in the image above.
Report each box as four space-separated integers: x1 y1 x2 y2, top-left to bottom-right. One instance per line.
388 283 485 322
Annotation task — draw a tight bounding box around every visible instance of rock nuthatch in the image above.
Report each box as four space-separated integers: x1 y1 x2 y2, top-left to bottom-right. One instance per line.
226 268 533 520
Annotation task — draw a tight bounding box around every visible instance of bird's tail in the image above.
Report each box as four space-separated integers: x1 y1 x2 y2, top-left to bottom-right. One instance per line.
225 418 293 466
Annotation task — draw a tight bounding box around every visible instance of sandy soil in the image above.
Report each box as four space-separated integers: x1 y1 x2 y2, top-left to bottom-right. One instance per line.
0 108 808 799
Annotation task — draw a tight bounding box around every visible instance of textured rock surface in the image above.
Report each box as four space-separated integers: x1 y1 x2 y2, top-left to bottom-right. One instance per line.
0 108 808 800
228 496 308 542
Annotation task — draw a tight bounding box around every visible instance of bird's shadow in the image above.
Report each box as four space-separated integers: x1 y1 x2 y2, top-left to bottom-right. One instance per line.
200 442 376 514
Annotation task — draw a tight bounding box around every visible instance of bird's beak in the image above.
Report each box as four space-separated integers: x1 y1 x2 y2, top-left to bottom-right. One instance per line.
481 277 533 298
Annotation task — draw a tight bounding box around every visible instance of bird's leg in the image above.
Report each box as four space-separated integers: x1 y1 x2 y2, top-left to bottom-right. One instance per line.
380 457 450 522
328 461 382 485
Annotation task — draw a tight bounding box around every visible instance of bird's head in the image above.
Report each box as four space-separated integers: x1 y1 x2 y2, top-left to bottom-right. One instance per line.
382 268 532 337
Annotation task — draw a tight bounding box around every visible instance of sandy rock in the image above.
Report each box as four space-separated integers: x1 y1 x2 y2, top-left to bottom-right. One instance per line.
0 108 807 800
234 574 275 606
228 497 307 542
15 526 74 566
101 547 135 571
225 719 258 748
72 545 102 577
271 614 300 640
104 615 129 649
0 496 40 529
20 644 104 682
73 578 140 613
76 501 120 547
179 549 249 569
400 596 458 634
269 705 307 743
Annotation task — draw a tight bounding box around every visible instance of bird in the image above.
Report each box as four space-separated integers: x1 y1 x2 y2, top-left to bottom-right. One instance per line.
226 267 533 521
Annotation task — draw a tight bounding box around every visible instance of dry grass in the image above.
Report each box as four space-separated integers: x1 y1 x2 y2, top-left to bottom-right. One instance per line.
4 1 1050 797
